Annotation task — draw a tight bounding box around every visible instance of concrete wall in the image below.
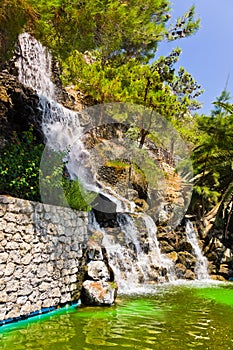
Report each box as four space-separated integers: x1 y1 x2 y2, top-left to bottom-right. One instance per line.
0 196 88 324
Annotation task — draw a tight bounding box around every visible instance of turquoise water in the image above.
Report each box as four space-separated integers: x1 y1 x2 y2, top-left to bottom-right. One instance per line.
1 282 233 349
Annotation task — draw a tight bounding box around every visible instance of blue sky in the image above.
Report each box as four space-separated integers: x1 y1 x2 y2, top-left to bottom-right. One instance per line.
157 0 233 115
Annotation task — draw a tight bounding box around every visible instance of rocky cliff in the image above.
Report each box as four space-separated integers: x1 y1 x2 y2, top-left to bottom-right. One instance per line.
0 50 232 292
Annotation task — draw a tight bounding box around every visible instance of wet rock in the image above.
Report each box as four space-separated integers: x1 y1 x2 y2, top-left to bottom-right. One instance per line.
87 261 111 281
158 209 170 225
159 241 174 254
221 248 232 263
0 72 43 143
175 263 186 278
177 251 196 269
210 274 226 281
157 229 177 243
134 199 149 212
177 240 193 253
184 269 195 280
86 241 104 261
206 250 219 263
82 239 117 305
166 251 178 263
219 264 231 277
81 280 117 306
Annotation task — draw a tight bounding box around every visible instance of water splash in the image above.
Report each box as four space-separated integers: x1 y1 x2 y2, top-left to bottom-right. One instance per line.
185 220 209 280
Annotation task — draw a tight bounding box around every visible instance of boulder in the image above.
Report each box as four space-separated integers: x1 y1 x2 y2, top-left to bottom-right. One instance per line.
86 241 104 261
210 274 226 281
177 251 196 269
184 269 195 280
175 263 186 278
221 248 233 263
159 241 174 254
86 260 111 281
166 251 178 263
0 72 43 144
81 280 117 306
219 264 231 277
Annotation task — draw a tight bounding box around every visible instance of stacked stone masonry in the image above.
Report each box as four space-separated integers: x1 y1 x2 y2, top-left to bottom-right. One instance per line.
0 195 88 323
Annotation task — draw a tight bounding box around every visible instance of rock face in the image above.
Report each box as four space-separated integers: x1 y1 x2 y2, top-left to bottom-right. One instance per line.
0 60 79 148
203 228 233 280
82 280 117 306
81 239 117 306
0 71 43 146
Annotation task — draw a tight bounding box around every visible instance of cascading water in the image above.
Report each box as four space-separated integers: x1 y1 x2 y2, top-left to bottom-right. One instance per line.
141 214 176 282
16 33 86 181
89 211 174 293
17 32 56 98
185 220 209 280
16 32 181 293
16 32 135 211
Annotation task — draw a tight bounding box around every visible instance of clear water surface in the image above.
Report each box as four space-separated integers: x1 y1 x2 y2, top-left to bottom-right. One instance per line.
1 282 233 350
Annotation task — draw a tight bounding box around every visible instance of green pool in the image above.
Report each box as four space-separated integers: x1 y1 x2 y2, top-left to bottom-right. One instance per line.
1 282 233 349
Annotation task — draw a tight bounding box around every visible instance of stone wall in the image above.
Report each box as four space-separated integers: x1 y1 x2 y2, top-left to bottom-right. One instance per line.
0 195 88 324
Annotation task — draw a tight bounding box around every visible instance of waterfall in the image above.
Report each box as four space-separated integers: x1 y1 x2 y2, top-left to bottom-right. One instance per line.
17 32 56 98
141 214 176 282
89 211 176 293
185 220 209 280
16 32 135 208
16 33 86 181
16 32 181 293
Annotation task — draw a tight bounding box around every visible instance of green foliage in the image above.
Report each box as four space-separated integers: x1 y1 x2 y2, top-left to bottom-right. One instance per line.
191 96 233 217
28 0 166 61
29 1 199 64
39 148 66 205
62 47 203 137
0 0 204 209
105 160 130 169
30 0 201 126
170 66 204 110
0 129 94 211
167 5 200 41
1 0 202 148
211 90 232 116
39 148 96 211
63 178 96 211
0 128 44 201
0 0 37 67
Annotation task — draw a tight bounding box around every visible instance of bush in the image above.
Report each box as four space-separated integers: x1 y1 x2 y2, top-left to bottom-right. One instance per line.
0 128 44 201
0 128 95 211
63 178 96 212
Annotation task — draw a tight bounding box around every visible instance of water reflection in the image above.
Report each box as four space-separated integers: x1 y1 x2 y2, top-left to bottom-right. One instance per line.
1 284 233 350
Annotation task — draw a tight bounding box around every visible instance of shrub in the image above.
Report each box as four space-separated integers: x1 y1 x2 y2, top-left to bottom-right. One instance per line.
0 128 44 201
0 128 95 211
63 178 96 212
